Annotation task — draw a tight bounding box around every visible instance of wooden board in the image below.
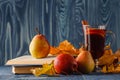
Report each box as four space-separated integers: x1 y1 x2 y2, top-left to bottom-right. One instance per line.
6 55 56 66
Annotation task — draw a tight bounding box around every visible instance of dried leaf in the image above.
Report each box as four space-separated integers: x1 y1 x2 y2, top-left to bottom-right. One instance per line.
101 64 114 73
108 64 115 72
59 40 78 55
31 61 56 77
114 49 120 62
98 44 117 66
101 66 107 73
49 40 79 56
101 64 120 73
49 46 60 55
58 40 75 51
99 46 120 73
114 64 120 73
103 46 113 55
98 55 116 66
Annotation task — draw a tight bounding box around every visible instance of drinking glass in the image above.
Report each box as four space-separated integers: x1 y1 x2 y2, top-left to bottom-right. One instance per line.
83 25 115 72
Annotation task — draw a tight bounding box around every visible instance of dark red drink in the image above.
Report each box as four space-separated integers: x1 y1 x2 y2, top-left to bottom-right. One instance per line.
85 28 106 59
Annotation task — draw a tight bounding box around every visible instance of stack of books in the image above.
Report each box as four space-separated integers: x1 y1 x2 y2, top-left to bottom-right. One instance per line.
6 55 55 74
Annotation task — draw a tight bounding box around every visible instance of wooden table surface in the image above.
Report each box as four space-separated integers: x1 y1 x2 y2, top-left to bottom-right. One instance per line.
1 66 120 80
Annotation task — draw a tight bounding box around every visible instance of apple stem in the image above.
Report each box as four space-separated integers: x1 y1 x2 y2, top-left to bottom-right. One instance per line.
35 27 40 34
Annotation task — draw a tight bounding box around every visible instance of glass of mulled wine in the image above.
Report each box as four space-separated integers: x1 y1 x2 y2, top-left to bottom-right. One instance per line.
83 25 115 72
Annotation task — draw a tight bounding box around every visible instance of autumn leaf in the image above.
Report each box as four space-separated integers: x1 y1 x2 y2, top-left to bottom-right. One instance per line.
49 40 79 56
31 61 56 77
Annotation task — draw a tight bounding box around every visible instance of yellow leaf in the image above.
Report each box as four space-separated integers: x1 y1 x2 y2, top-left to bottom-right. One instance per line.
101 66 107 73
31 61 56 77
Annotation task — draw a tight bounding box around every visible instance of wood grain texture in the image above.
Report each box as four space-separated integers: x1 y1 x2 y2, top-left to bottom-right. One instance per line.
0 0 120 65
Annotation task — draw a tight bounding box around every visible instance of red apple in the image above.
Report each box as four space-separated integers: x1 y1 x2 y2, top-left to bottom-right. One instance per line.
54 53 78 74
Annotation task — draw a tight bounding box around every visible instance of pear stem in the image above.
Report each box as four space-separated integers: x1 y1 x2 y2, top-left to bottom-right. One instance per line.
79 43 87 50
35 27 40 34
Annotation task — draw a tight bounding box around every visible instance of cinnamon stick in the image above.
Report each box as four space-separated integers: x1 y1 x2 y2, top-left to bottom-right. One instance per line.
81 20 89 25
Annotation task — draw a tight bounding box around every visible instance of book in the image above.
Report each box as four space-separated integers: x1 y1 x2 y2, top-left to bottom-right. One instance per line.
12 65 42 74
6 55 55 74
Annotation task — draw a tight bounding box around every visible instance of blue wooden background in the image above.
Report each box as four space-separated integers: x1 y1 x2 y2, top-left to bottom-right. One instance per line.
0 0 120 65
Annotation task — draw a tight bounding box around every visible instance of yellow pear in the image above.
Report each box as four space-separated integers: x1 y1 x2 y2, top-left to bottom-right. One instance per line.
29 28 50 58
76 50 95 73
